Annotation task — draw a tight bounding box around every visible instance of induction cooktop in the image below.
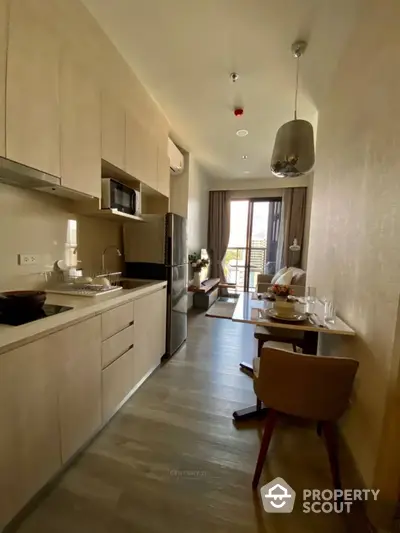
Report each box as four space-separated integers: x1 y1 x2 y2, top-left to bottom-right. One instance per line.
0 304 73 326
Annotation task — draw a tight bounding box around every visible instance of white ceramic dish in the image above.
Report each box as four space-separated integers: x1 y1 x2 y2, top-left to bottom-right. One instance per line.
264 308 307 322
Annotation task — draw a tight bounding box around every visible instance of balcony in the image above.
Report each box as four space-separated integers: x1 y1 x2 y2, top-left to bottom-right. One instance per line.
223 246 269 293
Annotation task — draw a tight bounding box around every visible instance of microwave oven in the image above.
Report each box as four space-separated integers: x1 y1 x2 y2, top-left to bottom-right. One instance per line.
101 178 141 216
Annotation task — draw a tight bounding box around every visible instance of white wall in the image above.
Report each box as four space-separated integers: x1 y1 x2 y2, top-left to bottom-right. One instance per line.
169 151 190 218
187 157 210 255
169 152 210 309
170 151 210 254
307 0 400 527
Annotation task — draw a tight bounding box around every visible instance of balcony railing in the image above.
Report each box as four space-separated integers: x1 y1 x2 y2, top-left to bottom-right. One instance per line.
223 247 268 292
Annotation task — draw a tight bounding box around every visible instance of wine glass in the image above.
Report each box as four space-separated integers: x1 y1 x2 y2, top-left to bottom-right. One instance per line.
305 286 316 313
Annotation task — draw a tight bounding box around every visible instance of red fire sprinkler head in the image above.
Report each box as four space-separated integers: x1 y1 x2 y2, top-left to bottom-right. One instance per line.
234 107 244 117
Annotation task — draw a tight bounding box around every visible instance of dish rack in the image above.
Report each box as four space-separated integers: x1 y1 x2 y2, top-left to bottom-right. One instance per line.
46 271 124 297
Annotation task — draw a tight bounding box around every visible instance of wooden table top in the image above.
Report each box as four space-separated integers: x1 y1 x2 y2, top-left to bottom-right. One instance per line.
232 292 355 336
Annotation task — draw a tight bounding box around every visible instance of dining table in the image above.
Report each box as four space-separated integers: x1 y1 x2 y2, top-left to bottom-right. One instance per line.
231 292 356 421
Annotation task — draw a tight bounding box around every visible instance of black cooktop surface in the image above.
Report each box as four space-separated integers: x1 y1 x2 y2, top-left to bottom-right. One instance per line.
0 304 73 326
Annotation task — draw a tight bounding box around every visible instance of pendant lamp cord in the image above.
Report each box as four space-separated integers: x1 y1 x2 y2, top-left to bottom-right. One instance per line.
294 55 300 120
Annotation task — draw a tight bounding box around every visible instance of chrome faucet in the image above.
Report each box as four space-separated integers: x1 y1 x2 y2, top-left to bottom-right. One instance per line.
102 245 122 273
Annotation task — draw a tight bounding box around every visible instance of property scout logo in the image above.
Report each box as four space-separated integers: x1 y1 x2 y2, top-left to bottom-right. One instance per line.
260 477 379 514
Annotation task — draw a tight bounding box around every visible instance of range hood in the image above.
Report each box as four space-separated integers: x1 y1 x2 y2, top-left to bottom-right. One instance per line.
0 157 60 189
0 157 93 200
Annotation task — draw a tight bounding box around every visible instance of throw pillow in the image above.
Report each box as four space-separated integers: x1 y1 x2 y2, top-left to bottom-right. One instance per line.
271 267 288 285
275 268 294 286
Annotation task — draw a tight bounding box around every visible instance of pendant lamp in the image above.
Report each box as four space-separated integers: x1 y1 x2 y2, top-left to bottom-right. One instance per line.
271 41 315 178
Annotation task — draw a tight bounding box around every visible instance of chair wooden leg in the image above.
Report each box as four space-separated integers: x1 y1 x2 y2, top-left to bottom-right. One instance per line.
252 409 278 488
292 342 297 353
257 338 263 359
322 421 342 490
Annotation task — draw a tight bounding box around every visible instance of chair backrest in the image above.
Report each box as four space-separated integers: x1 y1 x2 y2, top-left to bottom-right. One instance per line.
254 347 359 421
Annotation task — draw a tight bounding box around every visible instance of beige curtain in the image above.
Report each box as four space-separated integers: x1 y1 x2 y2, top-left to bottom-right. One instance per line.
276 187 307 269
207 191 230 282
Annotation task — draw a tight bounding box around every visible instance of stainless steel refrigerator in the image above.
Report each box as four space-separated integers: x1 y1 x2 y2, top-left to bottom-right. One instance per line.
123 213 187 357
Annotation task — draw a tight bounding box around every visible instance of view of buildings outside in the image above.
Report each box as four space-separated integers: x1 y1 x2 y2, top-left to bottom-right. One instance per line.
223 200 270 291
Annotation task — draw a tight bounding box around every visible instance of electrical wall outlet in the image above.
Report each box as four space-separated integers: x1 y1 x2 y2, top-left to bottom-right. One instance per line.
18 254 40 266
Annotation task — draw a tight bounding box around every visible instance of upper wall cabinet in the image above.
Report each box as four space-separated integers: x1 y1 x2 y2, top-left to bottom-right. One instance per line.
0 0 7 158
126 112 158 191
157 148 170 198
60 50 101 198
6 0 61 176
101 92 125 171
125 112 145 182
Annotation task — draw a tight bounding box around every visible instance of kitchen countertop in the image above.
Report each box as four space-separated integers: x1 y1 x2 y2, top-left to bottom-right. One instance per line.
0 280 167 355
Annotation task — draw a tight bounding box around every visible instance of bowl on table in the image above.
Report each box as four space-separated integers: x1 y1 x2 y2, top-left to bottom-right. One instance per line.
273 299 296 317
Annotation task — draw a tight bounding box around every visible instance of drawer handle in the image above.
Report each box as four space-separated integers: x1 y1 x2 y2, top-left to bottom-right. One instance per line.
103 344 134 370
103 320 135 341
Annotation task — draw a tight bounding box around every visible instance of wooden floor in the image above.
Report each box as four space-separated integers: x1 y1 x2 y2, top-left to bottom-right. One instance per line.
14 311 371 533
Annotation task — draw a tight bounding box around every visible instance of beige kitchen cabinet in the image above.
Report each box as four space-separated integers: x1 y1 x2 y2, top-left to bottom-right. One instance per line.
6 0 60 176
133 288 166 384
57 316 102 463
102 323 135 369
126 113 158 190
152 287 167 360
0 335 61 528
157 148 170 198
0 0 8 157
101 92 125 170
101 300 134 340
60 50 101 198
144 131 158 190
125 112 145 181
102 346 135 422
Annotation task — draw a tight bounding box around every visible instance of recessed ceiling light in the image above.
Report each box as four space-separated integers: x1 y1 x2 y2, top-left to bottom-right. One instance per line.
242 155 248 159
243 170 250 174
236 129 248 137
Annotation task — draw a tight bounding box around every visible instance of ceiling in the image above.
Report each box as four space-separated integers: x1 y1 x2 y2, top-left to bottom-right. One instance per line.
83 0 360 179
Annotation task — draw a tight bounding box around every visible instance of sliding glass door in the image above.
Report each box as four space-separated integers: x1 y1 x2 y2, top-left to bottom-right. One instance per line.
223 198 282 292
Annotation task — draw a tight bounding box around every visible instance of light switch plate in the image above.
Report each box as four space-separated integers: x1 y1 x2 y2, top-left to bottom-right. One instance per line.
18 254 40 266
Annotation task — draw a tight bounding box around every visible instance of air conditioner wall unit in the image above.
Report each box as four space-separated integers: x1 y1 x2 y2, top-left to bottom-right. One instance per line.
168 138 184 175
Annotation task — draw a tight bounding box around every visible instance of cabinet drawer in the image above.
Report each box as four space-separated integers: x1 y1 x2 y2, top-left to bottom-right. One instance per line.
101 301 134 340
102 323 134 369
102 346 134 422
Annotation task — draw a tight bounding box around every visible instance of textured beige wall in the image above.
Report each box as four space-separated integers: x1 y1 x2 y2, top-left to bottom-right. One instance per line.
307 0 400 524
187 157 209 255
169 152 189 218
0 184 122 290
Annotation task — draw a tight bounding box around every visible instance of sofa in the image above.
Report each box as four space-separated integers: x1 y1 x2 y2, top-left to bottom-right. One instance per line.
257 267 306 297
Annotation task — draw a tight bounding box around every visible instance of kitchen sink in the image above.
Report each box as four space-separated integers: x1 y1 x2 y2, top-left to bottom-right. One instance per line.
113 279 152 290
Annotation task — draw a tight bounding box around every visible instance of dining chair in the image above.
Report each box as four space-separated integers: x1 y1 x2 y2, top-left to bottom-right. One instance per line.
251 346 359 489
254 281 306 355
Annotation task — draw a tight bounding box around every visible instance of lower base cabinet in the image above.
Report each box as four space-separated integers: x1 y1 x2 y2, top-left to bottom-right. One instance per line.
101 287 167 423
57 316 102 463
0 335 61 529
0 287 166 529
102 346 135 421
133 288 167 384
0 316 102 528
